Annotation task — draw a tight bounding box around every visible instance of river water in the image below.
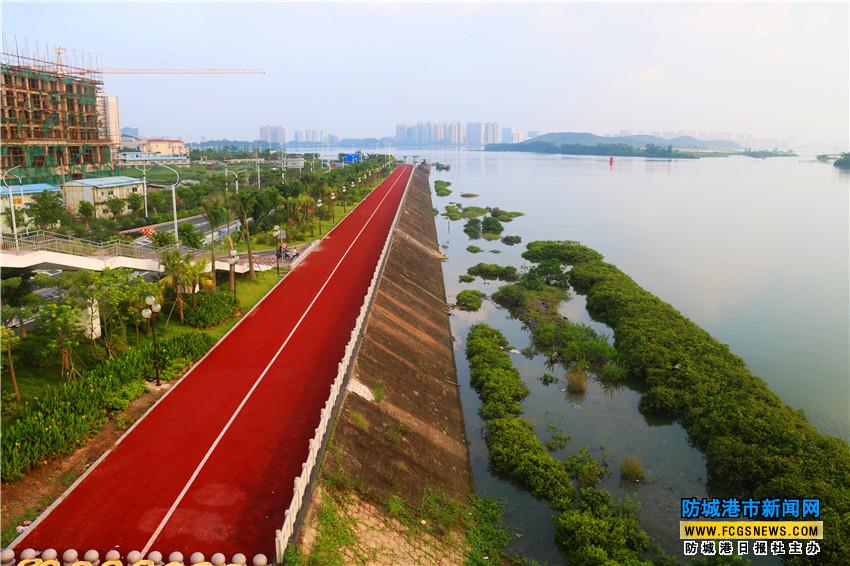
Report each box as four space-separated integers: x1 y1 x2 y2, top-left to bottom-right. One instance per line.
390 150 848 563
314 148 848 562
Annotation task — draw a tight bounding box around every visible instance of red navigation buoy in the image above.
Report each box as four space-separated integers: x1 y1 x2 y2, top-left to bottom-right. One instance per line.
609 156 615 167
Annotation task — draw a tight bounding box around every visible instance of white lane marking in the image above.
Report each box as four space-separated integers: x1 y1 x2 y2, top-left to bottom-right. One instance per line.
141 166 409 553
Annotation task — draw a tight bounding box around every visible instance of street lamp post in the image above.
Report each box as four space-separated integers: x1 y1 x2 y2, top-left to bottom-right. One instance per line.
141 295 162 386
272 224 286 276
228 248 239 308
316 199 323 235
2 165 22 250
151 162 180 241
341 187 347 213
330 193 336 224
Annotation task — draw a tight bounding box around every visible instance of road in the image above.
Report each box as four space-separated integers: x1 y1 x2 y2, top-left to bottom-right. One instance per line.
123 215 241 247
14 165 413 558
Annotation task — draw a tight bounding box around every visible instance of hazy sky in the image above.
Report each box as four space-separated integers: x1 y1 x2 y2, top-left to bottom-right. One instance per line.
3 2 848 149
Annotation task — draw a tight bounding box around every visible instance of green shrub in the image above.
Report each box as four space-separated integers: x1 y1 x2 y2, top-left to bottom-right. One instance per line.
620 456 645 482
481 216 504 235
465 324 663 563
466 245 483 254
467 263 518 281
490 208 524 222
460 192 479 198
463 218 482 239
434 180 452 197
522 240 604 264
566 448 607 487
539 373 559 385
458 274 475 283
501 235 522 245
529 240 850 562
456 290 486 312
184 291 235 328
545 430 571 452
461 206 487 218
567 370 588 393
1 333 214 480
443 203 462 220
599 360 627 382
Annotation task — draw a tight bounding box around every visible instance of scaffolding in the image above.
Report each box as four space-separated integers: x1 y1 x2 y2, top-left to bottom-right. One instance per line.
1 49 114 185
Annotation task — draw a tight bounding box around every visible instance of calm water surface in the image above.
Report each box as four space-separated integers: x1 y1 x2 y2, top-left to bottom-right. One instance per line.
391 150 849 563
314 148 848 562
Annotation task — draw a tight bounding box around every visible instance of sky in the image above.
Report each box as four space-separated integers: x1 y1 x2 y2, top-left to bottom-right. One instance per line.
2 1 848 150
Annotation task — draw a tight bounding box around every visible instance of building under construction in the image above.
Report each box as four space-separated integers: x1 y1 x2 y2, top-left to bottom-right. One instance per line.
1 52 115 185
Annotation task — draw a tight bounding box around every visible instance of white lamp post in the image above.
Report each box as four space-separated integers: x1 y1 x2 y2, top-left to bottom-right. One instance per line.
316 199 323 234
2 165 22 250
227 248 239 307
151 162 180 241
272 224 286 276
141 294 162 385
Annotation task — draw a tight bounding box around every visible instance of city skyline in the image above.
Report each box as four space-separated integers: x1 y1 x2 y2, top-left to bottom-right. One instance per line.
3 2 846 151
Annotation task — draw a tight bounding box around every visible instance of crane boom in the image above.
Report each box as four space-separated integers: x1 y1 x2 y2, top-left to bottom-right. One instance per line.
86 68 265 75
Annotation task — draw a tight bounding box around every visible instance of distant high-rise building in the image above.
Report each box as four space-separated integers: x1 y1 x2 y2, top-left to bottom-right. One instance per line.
449 122 464 145
97 94 121 151
501 127 514 144
466 122 483 146
121 126 139 137
527 130 540 139
259 125 286 146
483 122 499 145
292 129 333 144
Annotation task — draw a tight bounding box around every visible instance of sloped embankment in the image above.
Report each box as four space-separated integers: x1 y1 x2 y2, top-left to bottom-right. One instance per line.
295 166 474 563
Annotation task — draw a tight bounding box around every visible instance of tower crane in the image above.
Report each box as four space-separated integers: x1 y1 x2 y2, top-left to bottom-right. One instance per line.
54 46 264 76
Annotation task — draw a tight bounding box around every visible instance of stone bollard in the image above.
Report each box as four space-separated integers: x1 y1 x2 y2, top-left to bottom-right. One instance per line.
104 550 121 562
251 555 267 566
41 550 58 561
83 550 100 566
1 548 16 566
62 549 79 566
230 554 246 566
146 551 163 566
189 553 205 565
126 551 142 564
19 550 37 561
167 552 183 564
209 554 225 566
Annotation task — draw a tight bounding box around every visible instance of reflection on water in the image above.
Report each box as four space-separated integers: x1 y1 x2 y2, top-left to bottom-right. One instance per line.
416 149 847 563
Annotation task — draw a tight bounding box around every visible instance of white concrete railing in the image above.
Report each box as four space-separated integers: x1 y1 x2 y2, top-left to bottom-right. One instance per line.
0 230 271 273
274 167 413 562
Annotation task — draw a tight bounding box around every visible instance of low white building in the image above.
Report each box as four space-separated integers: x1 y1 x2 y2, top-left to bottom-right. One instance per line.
0 183 63 230
62 176 144 218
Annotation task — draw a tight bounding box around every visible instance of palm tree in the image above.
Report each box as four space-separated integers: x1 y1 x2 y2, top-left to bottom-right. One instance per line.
184 257 215 307
200 195 226 292
231 191 257 280
1 326 21 401
159 249 190 324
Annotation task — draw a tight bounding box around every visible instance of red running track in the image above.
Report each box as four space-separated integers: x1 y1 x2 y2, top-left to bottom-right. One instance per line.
16 164 414 557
